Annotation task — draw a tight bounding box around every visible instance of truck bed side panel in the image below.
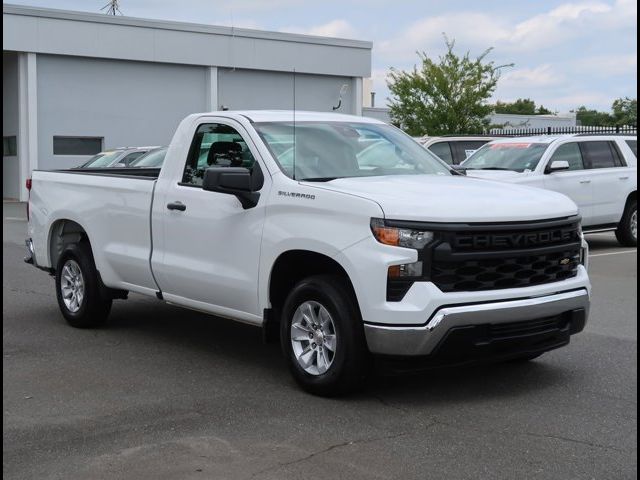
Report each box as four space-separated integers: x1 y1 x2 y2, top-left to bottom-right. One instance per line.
29 171 158 293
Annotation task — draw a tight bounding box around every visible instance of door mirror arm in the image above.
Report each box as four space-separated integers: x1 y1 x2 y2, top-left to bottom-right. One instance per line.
450 165 467 175
545 160 571 174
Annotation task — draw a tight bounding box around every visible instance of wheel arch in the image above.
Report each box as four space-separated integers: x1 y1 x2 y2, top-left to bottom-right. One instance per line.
48 219 92 272
626 190 636 206
618 190 637 222
265 249 361 341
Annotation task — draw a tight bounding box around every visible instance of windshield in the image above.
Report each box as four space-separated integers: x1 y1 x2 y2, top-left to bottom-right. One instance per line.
462 142 549 172
253 122 451 180
131 148 167 167
80 151 123 168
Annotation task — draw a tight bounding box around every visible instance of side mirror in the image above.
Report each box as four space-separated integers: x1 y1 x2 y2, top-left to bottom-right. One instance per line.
203 167 261 209
451 165 467 175
546 160 570 173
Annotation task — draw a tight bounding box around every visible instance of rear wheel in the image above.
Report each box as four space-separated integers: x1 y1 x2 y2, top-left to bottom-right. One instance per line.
55 243 112 328
280 275 368 396
615 199 637 247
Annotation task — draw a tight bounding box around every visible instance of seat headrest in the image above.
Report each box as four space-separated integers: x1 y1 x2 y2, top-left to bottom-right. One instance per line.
210 141 242 154
207 141 243 166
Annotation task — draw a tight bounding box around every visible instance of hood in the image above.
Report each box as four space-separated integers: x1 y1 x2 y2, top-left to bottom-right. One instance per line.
307 174 578 223
464 169 523 180
464 169 541 184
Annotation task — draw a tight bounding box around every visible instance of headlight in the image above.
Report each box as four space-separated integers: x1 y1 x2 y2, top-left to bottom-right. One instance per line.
370 218 434 250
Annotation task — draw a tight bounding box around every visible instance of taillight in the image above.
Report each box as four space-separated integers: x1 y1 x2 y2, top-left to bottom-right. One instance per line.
26 178 32 221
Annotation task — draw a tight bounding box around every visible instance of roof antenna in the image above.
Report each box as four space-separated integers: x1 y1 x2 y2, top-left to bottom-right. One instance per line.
101 0 122 15
293 68 297 180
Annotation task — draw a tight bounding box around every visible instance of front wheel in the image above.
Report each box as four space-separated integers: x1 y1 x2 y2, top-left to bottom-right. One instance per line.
55 243 112 328
280 275 368 396
615 199 637 247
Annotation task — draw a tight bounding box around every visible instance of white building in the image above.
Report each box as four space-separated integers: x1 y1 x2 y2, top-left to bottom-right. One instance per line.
2 4 372 200
488 113 577 130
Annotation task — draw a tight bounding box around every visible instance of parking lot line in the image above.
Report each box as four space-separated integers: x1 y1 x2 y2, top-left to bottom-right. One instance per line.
589 250 637 258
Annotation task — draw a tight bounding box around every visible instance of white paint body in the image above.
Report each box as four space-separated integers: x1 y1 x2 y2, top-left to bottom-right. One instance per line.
463 135 637 229
28 111 591 331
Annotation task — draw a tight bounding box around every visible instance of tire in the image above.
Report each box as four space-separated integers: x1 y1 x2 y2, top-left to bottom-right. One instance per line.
55 242 112 328
615 199 637 247
280 274 369 396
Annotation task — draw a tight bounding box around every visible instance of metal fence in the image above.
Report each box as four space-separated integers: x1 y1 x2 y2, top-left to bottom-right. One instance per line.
487 125 637 136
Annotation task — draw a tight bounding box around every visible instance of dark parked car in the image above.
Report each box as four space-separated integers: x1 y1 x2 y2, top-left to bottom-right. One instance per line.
416 136 495 165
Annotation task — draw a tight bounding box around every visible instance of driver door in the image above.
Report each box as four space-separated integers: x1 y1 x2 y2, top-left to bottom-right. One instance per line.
542 142 594 224
151 119 269 322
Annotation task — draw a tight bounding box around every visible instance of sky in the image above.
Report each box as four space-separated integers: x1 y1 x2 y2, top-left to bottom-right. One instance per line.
8 0 637 113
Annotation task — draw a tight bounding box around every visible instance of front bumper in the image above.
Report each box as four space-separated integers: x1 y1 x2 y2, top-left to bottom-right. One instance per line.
364 288 589 357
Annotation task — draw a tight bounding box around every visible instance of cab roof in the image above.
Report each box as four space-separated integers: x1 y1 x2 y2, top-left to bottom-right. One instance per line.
192 110 386 124
489 134 636 145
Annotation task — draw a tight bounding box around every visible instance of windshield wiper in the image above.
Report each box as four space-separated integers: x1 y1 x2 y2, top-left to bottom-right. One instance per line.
300 177 340 182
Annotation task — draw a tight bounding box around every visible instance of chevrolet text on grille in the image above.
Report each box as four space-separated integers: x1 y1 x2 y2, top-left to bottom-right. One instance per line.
454 228 578 249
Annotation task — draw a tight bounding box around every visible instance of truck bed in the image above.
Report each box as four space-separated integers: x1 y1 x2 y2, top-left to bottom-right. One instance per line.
29 168 160 295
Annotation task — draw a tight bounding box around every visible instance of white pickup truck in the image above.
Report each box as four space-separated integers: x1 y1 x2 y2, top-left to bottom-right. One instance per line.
461 135 637 246
26 111 591 395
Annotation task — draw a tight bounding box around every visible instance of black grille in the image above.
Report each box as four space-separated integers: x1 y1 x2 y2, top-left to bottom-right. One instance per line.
383 217 582 300
489 315 568 339
431 248 581 292
428 219 582 293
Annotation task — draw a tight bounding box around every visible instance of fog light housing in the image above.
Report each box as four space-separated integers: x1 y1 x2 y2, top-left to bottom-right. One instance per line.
388 261 423 278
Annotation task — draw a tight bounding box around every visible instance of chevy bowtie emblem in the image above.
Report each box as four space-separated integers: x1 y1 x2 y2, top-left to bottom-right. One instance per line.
560 258 571 265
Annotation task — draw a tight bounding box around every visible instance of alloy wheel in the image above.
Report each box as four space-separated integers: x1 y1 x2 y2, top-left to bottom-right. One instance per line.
290 300 337 375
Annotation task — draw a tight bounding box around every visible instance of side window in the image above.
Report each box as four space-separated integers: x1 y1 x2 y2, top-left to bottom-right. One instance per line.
453 141 490 163
549 143 585 171
625 140 637 158
580 141 623 169
611 142 626 166
182 123 256 186
428 142 454 165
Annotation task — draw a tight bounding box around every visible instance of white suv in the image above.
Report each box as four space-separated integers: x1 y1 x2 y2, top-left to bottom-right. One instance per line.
462 135 637 246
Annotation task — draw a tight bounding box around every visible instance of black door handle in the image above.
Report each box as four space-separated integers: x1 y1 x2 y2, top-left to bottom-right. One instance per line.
167 201 186 211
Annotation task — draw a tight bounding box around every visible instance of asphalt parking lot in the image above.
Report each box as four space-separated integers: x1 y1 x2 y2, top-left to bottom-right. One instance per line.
3 201 637 480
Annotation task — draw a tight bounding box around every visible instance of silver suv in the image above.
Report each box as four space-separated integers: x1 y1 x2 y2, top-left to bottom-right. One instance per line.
78 146 161 168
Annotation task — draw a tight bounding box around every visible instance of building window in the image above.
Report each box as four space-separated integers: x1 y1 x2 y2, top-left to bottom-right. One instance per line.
53 136 103 155
3 136 17 156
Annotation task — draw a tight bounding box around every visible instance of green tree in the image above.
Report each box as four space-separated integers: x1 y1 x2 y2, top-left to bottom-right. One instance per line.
494 98 553 115
575 106 614 126
536 105 553 115
387 37 513 136
495 98 536 115
612 97 637 126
